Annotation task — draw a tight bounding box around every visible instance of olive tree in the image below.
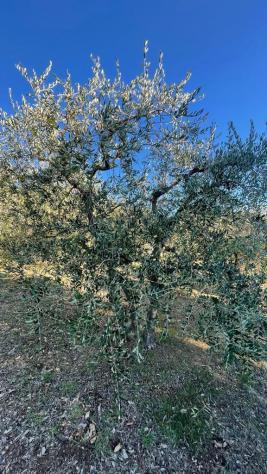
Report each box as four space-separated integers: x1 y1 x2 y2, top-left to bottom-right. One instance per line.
0 44 265 362
173 124 267 363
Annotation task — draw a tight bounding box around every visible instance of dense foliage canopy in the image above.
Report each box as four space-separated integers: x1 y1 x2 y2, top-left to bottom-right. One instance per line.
0 45 266 364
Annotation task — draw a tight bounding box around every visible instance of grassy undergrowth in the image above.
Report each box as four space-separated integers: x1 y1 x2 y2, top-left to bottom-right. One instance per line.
0 272 266 473
153 367 216 450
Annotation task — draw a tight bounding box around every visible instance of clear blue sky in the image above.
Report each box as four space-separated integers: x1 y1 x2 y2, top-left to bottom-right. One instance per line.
1 0 266 139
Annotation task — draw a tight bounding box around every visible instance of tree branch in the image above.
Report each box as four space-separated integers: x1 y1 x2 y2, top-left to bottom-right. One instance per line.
151 166 206 212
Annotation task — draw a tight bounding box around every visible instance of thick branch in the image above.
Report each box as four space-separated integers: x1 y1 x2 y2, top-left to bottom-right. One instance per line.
151 166 206 212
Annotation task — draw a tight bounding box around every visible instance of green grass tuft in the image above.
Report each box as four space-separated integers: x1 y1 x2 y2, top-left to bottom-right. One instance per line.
153 368 216 449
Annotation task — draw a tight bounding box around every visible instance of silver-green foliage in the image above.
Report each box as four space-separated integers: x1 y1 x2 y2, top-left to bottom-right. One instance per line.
0 45 266 362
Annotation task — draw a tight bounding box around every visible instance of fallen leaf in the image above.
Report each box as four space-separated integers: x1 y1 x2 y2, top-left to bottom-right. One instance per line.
78 422 87 431
120 448 128 460
114 442 122 453
214 440 228 449
41 446 46 456
88 422 97 444
4 428 12 435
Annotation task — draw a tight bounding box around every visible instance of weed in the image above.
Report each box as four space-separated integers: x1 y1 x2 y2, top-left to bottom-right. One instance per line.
153 368 216 450
26 409 45 426
81 358 98 375
140 428 156 448
93 431 110 455
238 369 254 388
68 403 83 422
60 381 77 396
42 370 55 384
49 422 61 437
